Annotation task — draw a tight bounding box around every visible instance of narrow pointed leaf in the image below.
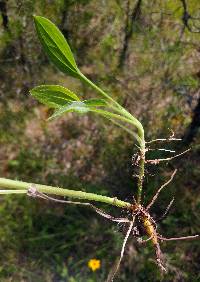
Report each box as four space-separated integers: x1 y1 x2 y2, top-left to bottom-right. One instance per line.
30 85 80 108
49 101 90 120
34 16 79 77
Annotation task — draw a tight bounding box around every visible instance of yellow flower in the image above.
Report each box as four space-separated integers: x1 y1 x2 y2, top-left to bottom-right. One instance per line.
88 258 101 271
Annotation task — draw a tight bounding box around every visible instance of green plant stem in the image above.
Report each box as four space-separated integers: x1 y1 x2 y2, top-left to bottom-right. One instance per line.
0 178 131 209
79 71 146 204
106 118 142 144
107 104 145 140
79 72 143 127
91 109 142 139
137 141 145 204
0 189 27 194
79 71 120 107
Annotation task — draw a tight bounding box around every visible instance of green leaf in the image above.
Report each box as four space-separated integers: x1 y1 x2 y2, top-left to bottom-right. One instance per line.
34 16 79 77
49 101 90 120
84 98 107 107
30 85 80 108
48 98 107 120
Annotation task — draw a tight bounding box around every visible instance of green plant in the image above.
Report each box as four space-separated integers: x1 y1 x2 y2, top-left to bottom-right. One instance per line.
0 16 198 281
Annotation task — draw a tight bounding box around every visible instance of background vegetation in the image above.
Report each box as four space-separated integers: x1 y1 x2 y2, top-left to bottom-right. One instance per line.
0 0 200 281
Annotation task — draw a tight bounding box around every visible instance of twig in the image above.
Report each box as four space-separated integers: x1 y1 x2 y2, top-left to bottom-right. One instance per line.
146 170 177 210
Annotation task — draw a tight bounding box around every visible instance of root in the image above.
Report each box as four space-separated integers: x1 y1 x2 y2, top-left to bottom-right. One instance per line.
28 171 199 281
146 138 181 144
157 197 174 222
27 185 130 223
155 242 166 272
107 216 135 282
147 148 176 153
158 234 199 241
137 234 153 244
146 170 177 210
146 149 190 165
146 130 181 145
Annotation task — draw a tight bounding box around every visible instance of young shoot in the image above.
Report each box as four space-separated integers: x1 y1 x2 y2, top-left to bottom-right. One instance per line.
0 15 198 281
